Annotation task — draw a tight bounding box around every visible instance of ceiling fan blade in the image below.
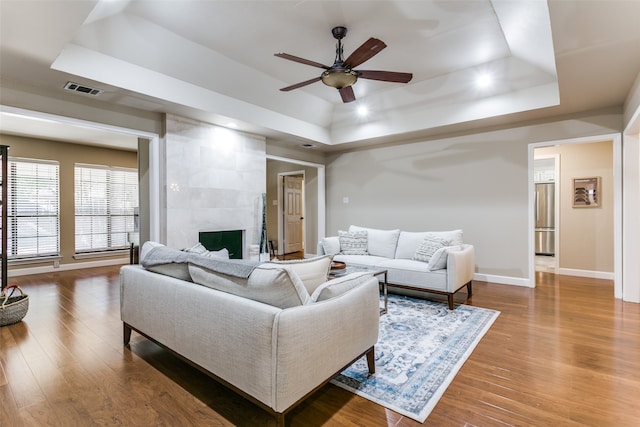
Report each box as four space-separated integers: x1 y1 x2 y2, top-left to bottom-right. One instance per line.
280 77 322 92
357 70 413 83
339 86 356 103
274 53 330 69
343 37 386 69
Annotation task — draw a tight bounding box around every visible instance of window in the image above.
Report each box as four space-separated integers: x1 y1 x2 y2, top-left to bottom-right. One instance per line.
4 158 60 259
74 164 138 253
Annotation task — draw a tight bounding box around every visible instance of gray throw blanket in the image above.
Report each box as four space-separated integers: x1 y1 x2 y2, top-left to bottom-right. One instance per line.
188 255 261 279
141 245 260 279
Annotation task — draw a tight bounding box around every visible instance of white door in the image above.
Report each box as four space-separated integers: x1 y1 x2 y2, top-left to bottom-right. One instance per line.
283 175 304 254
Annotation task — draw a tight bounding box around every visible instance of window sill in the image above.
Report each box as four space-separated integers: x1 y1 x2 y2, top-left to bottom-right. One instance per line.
9 255 62 266
74 249 129 260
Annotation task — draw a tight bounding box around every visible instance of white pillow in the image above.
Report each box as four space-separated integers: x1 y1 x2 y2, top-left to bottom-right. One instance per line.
268 255 332 294
183 242 209 255
426 246 455 271
413 237 450 263
203 248 230 259
338 230 368 255
425 229 463 246
321 236 341 255
349 225 400 258
184 242 230 259
310 272 372 302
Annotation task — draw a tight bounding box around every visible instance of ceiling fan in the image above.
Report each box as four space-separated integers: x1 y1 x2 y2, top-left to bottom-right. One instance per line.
275 26 413 103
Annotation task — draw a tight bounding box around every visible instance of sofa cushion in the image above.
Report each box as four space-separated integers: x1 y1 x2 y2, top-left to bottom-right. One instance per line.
332 254 388 267
140 241 192 281
338 230 368 255
413 237 450 263
188 263 310 309
376 258 449 291
395 229 463 259
310 272 373 302
395 231 430 259
349 225 400 258
321 236 341 255
268 255 332 294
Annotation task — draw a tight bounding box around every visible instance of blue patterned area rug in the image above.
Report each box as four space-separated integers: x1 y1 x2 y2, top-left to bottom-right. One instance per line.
331 294 500 422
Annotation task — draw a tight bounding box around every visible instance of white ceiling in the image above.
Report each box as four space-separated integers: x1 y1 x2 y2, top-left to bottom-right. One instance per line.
1 0 639 152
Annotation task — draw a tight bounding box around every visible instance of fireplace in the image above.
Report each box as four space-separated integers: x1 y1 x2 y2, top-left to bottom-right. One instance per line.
199 230 244 259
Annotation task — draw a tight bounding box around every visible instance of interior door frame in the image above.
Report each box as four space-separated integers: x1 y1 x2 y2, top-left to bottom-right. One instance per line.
278 171 305 255
528 133 622 296
266 154 325 259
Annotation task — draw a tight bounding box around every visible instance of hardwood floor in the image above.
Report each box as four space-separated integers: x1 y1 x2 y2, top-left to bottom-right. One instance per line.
1 267 639 426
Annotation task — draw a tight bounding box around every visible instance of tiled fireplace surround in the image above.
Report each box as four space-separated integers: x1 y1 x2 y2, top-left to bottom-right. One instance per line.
163 114 266 258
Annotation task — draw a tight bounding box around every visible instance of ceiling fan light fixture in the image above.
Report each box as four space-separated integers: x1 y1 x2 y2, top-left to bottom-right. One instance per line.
321 69 358 89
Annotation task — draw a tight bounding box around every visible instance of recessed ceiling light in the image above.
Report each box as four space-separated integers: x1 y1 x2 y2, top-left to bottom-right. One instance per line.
357 106 368 116
476 73 493 88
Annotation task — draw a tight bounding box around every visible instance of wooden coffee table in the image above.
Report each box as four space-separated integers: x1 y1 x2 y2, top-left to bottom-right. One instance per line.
330 264 388 315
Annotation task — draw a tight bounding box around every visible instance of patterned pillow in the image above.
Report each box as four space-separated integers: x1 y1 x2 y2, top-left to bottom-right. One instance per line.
413 237 450 263
338 230 368 255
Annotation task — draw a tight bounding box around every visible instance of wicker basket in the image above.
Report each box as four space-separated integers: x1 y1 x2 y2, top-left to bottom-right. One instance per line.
0 285 29 327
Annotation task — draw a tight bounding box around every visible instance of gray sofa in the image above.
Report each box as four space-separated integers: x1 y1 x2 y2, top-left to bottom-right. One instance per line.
120 242 380 426
318 225 475 309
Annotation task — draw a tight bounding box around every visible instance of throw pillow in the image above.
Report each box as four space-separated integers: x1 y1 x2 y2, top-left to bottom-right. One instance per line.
183 242 230 259
338 230 368 255
268 255 332 294
413 237 450 263
321 236 341 255
426 246 453 270
183 242 209 255
203 248 230 259
310 272 372 302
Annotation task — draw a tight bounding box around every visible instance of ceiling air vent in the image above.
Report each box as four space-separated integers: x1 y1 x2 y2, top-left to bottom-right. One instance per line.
64 81 103 96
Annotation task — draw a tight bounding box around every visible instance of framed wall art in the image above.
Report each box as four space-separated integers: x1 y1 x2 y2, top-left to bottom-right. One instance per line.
573 176 600 208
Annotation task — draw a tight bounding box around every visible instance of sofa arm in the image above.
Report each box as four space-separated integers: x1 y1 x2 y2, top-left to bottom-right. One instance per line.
446 244 475 292
271 274 380 413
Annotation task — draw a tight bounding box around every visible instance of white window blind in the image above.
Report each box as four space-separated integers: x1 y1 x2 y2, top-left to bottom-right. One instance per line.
5 158 60 259
75 164 138 253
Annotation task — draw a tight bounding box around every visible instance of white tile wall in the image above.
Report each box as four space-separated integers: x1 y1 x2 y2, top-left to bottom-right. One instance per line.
164 114 266 256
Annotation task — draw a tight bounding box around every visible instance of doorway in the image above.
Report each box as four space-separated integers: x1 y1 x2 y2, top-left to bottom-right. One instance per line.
529 134 620 293
281 173 305 258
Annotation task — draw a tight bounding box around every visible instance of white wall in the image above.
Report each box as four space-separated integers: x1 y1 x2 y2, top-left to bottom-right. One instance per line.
163 114 266 256
325 109 622 285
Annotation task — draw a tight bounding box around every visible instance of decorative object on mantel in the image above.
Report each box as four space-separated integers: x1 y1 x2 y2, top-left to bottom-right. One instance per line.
573 176 601 208
331 294 499 422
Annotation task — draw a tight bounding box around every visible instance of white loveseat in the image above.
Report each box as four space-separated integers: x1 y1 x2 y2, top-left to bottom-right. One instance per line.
318 225 475 309
120 242 380 426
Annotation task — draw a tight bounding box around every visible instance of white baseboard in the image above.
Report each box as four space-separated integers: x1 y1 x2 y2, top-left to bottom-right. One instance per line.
8 258 128 277
556 268 615 280
473 273 534 288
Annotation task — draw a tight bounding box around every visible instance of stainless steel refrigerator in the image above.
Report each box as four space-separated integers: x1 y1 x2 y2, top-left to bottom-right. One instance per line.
535 182 555 256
